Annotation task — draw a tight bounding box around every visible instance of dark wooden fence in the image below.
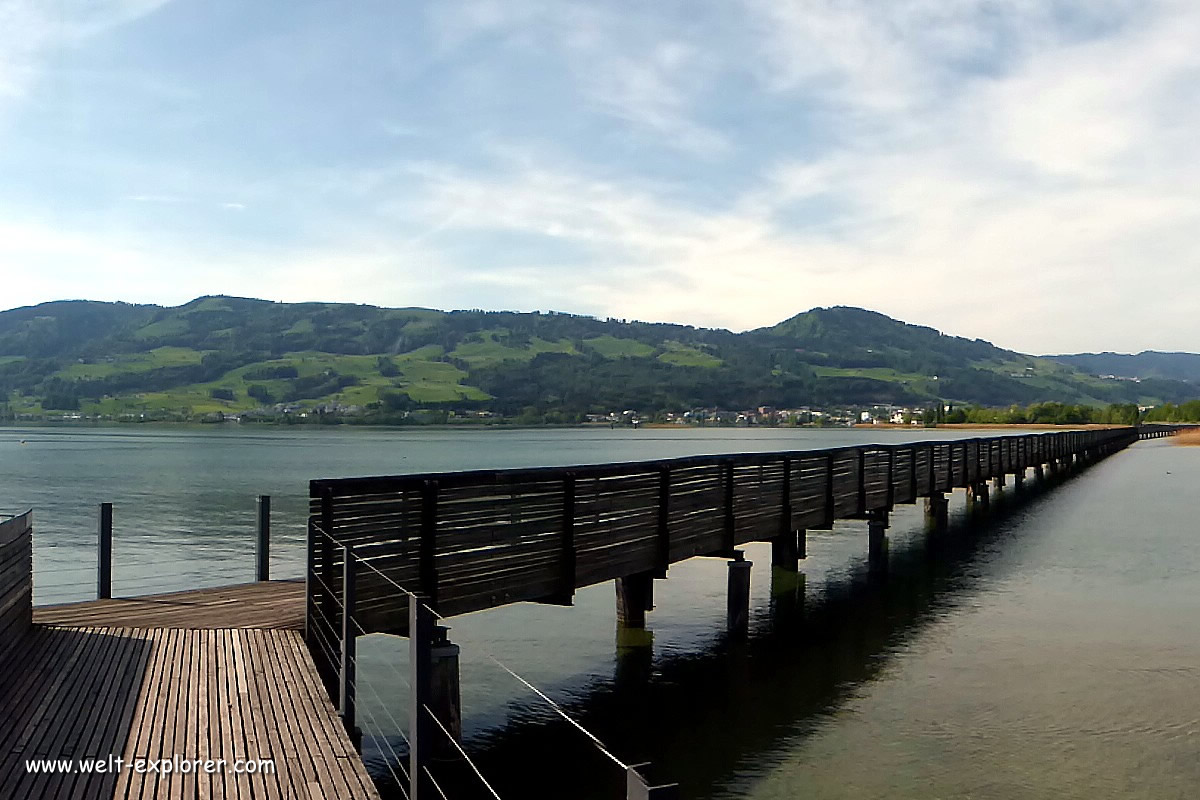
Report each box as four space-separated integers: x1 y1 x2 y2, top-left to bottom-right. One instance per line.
0 511 33 657
308 427 1162 640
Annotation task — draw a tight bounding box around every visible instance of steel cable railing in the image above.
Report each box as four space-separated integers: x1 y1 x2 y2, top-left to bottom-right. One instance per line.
307 523 665 799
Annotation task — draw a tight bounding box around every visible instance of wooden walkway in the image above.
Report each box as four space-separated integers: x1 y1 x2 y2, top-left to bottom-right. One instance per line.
308 426 1151 636
2 579 379 800
33 580 305 629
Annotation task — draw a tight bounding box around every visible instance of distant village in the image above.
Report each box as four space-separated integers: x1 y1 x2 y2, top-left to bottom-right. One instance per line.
2 402 937 427
582 405 927 428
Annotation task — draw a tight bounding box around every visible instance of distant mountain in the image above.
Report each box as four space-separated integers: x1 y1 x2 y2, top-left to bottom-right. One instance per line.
0 297 1196 420
1049 351 1200 384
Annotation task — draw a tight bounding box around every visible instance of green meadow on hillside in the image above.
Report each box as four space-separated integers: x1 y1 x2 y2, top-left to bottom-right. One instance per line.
1 297 1197 421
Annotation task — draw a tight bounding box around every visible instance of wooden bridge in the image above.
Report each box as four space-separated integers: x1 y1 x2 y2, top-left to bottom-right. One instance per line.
304 424 1180 798
306 427 1162 635
0 424 1184 800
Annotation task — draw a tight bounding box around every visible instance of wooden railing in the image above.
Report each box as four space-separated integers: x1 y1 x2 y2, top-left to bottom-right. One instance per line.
0 511 33 657
1139 424 1183 439
308 427 1149 638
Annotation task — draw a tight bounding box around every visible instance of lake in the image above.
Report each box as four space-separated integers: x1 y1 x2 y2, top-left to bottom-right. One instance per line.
1 425 1196 799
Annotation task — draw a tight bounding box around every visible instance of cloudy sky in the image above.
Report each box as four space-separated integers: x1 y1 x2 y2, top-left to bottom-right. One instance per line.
1 0 1197 353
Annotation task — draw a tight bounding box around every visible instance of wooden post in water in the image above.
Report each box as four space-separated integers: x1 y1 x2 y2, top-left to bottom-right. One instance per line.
255 495 270 582
867 509 888 564
97 503 112 600
771 532 798 571
969 482 990 509
727 551 752 638
925 492 948 532
1034 463 1045 482
430 626 462 753
797 528 807 560
616 573 654 628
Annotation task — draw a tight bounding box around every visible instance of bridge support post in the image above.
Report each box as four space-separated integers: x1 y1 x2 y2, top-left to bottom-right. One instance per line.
797 528 807 560
867 509 888 564
1035 463 1045 481
430 626 462 755
616 572 655 628
925 493 948 532
969 482 990 509
727 552 752 639
1013 468 1024 488
992 473 1005 490
771 531 799 572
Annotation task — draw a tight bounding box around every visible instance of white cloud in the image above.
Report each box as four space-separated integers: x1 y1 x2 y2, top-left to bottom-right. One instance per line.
382 0 1200 353
0 0 170 102
3 0 1200 355
430 0 729 155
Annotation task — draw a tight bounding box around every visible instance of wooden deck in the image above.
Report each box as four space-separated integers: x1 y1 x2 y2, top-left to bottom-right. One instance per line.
0 580 380 800
33 580 304 629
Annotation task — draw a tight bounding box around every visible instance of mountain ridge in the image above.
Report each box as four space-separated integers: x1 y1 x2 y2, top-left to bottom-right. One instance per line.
1 297 1196 420
1048 351 1200 384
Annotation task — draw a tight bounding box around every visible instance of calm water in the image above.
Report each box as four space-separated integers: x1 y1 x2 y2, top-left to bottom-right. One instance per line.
1 425 1196 799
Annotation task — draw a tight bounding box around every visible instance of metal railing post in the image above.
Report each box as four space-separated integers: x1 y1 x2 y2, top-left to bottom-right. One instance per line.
410 592 435 799
339 544 357 742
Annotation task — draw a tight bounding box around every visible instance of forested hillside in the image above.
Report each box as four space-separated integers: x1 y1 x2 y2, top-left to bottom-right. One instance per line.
0 297 1195 421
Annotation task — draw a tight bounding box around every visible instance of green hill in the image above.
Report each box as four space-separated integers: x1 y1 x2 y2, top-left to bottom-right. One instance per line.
0 298 1194 421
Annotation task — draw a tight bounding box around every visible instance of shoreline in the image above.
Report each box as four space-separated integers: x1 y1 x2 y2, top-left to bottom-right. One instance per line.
1 419 1137 434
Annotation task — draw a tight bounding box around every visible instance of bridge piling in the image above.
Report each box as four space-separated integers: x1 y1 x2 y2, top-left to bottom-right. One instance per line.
616 572 655 628
430 626 463 754
969 482 990 509
867 509 888 563
727 552 752 638
771 531 799 571
925 492 948 531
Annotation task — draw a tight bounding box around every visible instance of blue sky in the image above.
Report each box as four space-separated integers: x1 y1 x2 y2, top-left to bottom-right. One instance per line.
1 0 1198 353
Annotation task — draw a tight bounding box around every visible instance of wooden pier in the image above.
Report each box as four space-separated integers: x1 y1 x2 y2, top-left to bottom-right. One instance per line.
302 424 1181 799
0 510 378 800
306 427 1166 637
